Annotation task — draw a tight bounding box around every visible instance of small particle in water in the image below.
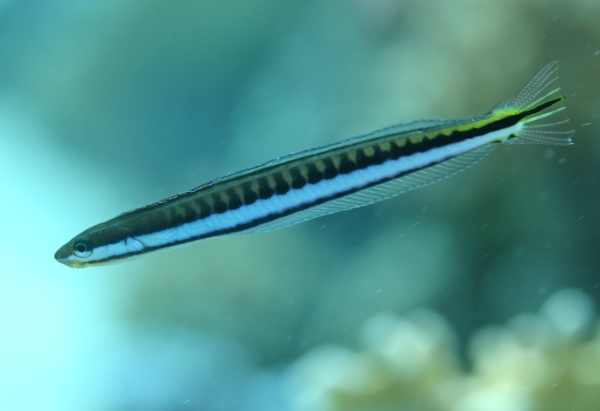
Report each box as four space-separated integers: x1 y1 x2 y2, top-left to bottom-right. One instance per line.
558 157 567 164
581 122 592 126
375 289 382 294
545 148 556 159
595 50 600 56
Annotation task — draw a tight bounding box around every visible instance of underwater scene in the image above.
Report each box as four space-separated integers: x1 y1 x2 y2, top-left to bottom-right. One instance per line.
1 1 600 410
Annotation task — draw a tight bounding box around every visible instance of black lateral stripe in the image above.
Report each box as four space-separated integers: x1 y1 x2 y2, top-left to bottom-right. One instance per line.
514 97 562 121
446 97 561 142
456 97 562 140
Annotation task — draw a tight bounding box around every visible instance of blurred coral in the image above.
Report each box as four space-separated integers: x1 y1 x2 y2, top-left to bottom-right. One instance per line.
287 289 600 411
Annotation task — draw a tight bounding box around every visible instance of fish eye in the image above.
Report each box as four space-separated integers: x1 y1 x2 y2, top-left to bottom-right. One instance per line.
73 239 92 258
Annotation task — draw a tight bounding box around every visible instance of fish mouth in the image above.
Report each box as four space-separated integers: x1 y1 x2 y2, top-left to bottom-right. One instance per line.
54 255 77 268
54 246 82 268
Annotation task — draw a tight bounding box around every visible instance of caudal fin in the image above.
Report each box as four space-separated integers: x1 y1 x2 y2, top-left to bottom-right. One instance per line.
497 60 575 146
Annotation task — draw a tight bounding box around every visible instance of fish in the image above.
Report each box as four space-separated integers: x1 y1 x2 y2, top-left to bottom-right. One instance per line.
55 60 574 268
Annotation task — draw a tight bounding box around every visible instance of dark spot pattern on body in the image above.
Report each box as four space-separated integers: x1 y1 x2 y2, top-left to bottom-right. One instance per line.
322 158 338 179
212 193 227 214
257 178 274 199
226 188 243 210
290 167 306 189
273 173 290 195
241 182 258 205
306 163 322 184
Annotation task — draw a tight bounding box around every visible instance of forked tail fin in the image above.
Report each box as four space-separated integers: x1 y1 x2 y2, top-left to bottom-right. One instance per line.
495 60 575 146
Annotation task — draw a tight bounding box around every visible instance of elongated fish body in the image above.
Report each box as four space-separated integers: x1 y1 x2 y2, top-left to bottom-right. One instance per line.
55 61 574 268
